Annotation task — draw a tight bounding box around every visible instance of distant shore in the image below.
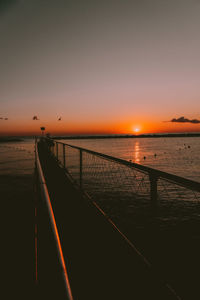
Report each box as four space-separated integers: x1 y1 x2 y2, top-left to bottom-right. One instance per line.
1 133 200 141
53 132 200 140
0 137 24 143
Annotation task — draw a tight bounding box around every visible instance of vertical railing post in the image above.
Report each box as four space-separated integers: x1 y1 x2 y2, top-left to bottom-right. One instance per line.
79 149 83 189
149 172 158 209
56 142 58 160
63 144 66 168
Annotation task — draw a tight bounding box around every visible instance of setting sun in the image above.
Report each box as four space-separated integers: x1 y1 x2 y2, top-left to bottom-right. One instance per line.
132 126 141 133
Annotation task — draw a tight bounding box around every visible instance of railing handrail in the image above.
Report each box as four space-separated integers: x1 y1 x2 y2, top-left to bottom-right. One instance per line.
52 138 200 193
35 139 74 300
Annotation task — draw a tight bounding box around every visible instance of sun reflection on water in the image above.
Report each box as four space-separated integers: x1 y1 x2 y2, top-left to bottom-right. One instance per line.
134 141 140 163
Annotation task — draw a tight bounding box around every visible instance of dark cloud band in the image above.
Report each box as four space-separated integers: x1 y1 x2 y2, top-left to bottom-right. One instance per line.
171 116 200 124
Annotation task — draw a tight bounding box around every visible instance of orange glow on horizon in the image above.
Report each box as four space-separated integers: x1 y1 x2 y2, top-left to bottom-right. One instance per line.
0 117 200 136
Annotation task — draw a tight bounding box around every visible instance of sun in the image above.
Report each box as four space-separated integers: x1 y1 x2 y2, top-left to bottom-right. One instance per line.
132 126 141 133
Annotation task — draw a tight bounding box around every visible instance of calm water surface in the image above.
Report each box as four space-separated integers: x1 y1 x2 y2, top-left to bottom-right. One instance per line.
1 136 200 181
0 139 34 176
61 137 200 182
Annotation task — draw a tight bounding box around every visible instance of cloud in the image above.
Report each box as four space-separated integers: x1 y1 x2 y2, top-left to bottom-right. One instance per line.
171 116 200 124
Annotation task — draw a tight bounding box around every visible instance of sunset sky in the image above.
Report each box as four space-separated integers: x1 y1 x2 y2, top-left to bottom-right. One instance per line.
0 0 200 136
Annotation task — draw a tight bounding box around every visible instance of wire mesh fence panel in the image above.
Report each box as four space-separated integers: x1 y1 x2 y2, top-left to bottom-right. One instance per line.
157 178 200 223
50 142 56 157
64 145 80 183
82 151 150 197
57 143 64 165
81 151 154 223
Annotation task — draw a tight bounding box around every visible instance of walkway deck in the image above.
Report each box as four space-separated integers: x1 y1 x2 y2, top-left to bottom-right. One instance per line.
37 142 178 300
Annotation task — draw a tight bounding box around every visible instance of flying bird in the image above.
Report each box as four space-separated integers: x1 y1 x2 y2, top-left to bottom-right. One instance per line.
58 116 62 121
33 115 39 120
4 118 8 120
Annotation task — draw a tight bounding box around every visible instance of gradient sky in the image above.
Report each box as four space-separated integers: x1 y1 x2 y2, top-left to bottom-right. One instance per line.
0 0 200 135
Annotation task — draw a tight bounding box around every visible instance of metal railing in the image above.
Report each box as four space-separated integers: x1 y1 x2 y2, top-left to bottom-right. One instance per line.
35 139 74 300
49 138 200 223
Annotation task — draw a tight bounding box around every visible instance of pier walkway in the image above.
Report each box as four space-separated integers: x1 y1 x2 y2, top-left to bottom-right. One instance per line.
36 140 179 299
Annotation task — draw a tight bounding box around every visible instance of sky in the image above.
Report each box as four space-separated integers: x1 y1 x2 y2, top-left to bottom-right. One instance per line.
0 0 200 135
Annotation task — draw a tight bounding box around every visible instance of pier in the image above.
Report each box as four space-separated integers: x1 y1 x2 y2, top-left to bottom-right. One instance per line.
35 138 200 299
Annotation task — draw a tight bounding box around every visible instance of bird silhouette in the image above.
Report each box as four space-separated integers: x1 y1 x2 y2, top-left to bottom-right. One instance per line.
33 115 39 120
58 117 62 121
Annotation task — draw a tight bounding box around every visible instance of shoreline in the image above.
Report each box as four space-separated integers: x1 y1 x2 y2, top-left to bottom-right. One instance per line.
53 132 200 140
1 132 200 141
0 137 24 143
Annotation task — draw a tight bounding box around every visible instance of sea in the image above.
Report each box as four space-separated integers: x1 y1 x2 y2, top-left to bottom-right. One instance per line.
61 136 200 182
1 136 200 180
0 138 34 176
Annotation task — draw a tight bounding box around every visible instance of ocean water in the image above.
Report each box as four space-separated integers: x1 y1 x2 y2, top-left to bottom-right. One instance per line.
61 136 200 182
0 138 35 176
1 136 200 181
